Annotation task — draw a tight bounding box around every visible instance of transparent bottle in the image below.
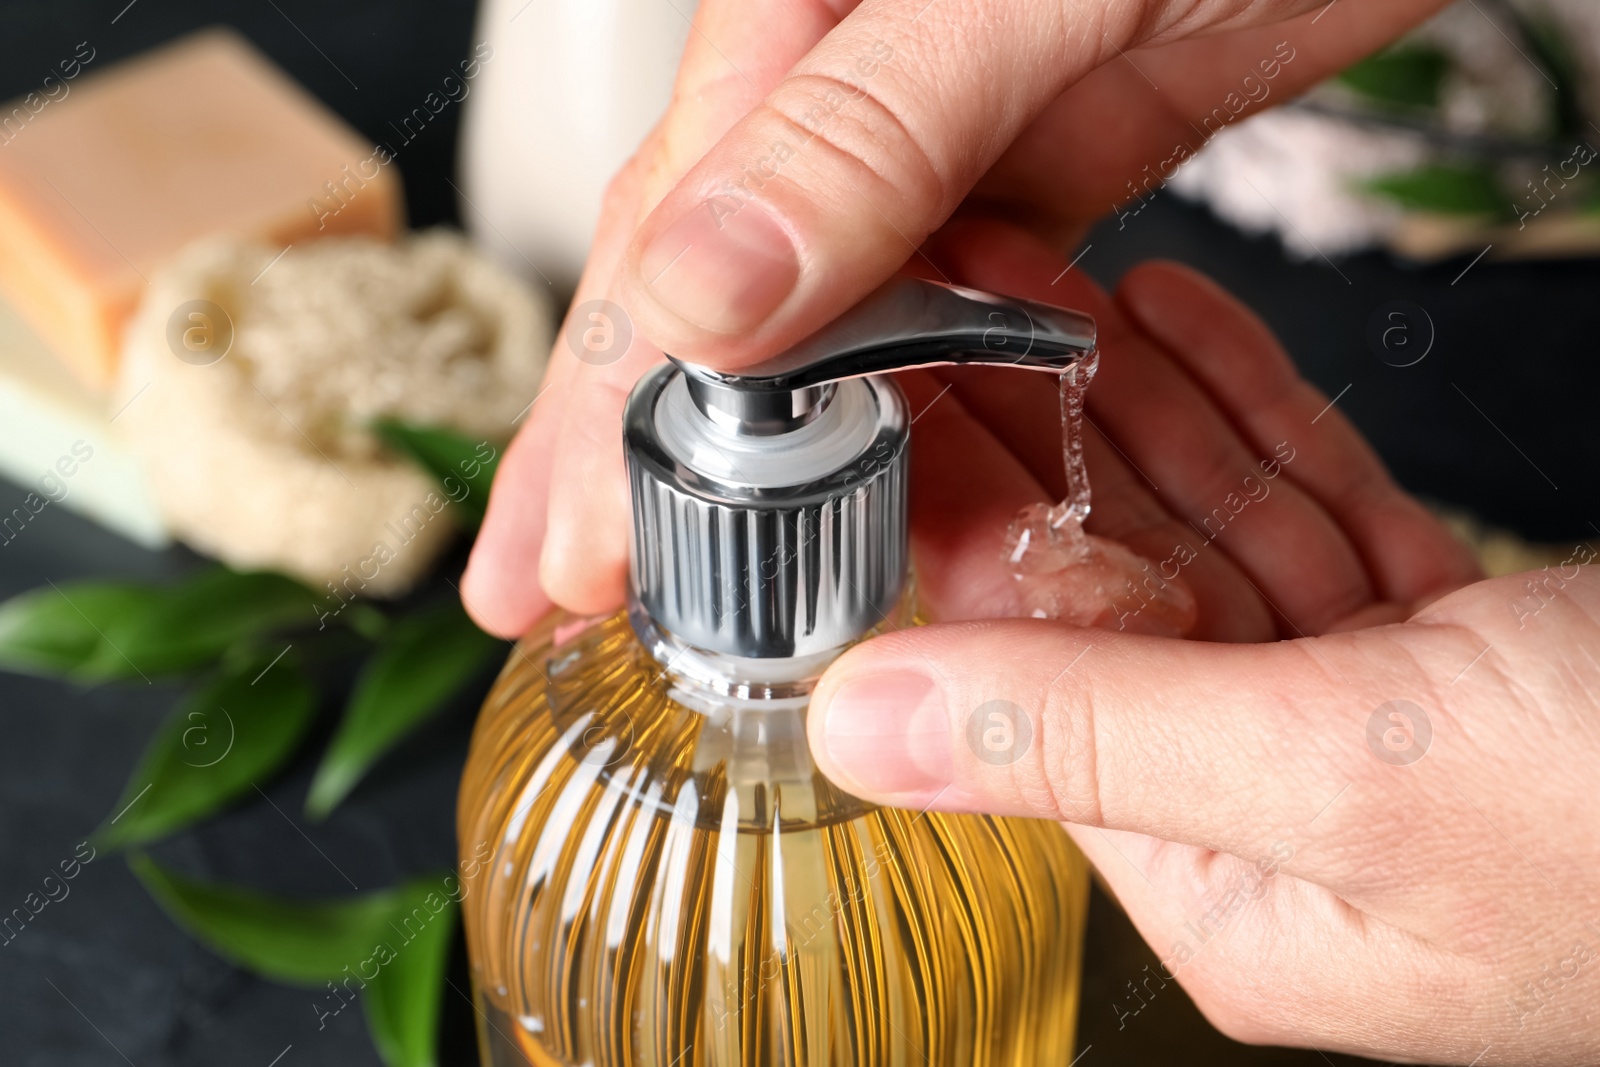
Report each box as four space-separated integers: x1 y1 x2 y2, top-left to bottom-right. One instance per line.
459 278 1101 1066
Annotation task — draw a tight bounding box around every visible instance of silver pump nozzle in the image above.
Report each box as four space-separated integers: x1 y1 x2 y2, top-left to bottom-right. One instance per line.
671 277 1097 435
623 277 1096 659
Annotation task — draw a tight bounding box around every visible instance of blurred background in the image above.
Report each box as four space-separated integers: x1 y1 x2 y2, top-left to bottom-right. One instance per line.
1 1 1596 1065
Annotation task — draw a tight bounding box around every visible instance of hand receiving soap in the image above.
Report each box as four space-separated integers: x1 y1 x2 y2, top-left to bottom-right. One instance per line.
0 28 402 390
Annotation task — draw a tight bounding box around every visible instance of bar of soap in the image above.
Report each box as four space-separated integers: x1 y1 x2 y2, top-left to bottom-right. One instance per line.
0 291 167 549
0 28 402 390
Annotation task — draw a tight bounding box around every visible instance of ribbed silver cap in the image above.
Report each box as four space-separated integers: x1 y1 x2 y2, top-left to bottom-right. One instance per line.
620 277 1096 660
624 365 908 659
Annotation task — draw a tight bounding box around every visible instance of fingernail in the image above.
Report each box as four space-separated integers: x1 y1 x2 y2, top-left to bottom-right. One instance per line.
637 199 799 334
820 671 952 801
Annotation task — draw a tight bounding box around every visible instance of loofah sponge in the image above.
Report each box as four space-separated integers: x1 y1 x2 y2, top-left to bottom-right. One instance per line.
115 230 549 596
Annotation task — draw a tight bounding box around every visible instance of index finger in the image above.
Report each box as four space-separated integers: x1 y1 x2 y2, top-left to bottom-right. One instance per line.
467 0 846 624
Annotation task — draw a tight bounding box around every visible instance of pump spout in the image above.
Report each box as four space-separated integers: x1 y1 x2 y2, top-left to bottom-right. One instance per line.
669 276 1097 436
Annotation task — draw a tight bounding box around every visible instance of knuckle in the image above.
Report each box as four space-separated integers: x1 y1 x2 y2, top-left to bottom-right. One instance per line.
1035 652 1105 824
762 72 947 224
940 621 1098 823
600 164 633 215
600 141 650 215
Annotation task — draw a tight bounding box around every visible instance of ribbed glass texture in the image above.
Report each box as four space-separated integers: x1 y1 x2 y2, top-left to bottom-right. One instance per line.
458 609 1089 1067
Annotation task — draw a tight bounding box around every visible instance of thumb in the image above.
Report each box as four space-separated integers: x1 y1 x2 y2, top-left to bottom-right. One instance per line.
616 0 1322 367
615 0 1108 364
807 618 1434 857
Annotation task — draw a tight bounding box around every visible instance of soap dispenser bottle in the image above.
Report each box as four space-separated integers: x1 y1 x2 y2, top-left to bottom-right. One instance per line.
458 278 1098 1066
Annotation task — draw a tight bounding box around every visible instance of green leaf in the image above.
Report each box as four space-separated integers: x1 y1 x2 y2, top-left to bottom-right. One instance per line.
1338 44 1451 110
0 569 343 684
344 601 391 641
0 582 164 679
101 653 318 848
1516 12 1583 137
362 891 458 1067
88 567 319 679
130 853 457 1067
373 418 501 527
130 851 403 982
307 601 501 820
1583 181 1600 215
1363 162 1510 217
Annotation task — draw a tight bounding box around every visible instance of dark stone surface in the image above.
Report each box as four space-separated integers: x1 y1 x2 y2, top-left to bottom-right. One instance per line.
2 3 1595 1066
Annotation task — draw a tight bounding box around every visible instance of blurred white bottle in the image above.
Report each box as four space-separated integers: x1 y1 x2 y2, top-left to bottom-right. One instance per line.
459 0 697 292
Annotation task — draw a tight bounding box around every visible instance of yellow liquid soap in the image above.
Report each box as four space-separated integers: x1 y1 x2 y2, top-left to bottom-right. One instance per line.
458 609 1090 1067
